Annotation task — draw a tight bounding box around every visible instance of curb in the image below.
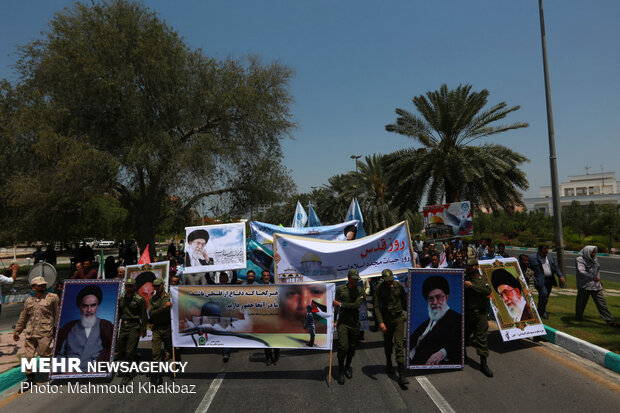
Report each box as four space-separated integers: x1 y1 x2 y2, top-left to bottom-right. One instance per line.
0 366 24 394
544 325 620 374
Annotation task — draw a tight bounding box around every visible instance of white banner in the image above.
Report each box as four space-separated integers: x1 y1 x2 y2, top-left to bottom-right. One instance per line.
274 221 413 283
184 223 246 274
249 219 361 249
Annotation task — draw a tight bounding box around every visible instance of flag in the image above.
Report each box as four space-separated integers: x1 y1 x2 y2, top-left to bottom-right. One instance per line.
345 198 366 238
308 205 322 227
311 300 332 326
138 244 151 265
97 249 104 279
291 201 308 228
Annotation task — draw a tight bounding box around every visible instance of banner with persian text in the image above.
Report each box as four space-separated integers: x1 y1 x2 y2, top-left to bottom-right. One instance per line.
171 284 335 349
274 221 413 283
249 219 361 250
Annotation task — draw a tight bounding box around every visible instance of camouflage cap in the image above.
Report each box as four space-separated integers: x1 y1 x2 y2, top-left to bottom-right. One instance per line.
153 278 164 287
381 269 394 282
347 269 360 280
125 278 136 286
31 276 47 286
466 258 478 266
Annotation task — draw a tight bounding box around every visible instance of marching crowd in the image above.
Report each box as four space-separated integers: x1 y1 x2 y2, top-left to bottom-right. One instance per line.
4 236 618 393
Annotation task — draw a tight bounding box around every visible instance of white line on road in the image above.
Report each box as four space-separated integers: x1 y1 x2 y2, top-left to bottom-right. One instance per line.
416 376 456 413
601 270 620 275
195 373 225 413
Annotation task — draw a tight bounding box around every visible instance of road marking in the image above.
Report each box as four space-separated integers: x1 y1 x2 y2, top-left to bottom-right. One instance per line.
195 373 225 412
601 270 620 275
416 376 456 413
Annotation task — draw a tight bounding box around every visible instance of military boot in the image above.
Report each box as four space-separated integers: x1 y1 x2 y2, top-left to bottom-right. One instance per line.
397 363 409 386
480 356 493 377
345 356 353 379
337 359 345 385
386 356 394 375
18 373 36 393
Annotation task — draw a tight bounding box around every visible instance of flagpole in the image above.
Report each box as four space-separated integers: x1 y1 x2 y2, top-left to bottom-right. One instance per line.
328 346 333 384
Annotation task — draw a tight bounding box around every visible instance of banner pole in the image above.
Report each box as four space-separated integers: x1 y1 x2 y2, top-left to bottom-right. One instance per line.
172 346 177 378
328 345 333 384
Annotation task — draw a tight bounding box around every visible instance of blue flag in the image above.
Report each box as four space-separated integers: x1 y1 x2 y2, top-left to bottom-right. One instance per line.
308 205 322 227
345 198 366 238
292 201 308 228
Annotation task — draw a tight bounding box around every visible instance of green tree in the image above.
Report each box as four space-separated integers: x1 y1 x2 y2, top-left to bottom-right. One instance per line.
0 1 295 255
385 84 529 213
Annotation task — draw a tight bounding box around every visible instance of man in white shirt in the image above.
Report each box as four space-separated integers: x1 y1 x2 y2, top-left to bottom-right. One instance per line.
0 263 18 316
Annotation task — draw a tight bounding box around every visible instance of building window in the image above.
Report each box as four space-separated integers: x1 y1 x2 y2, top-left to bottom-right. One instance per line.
564 188 575 197
576 187 587 196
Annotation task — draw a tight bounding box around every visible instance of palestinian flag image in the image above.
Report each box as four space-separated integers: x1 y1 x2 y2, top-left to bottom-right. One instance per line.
311 300 332 326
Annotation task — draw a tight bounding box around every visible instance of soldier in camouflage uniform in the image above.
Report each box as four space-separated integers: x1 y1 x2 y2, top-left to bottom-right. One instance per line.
149 278 172 385
13 276 59 391
117 278 148 384
333 269 364 385
374 269 408 387
464 258 493 377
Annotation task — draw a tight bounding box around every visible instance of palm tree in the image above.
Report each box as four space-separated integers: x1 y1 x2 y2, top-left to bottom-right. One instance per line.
385 84 529 213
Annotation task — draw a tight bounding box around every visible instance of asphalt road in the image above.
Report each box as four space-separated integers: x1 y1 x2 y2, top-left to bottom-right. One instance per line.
1 316 619 413
506 247 620 283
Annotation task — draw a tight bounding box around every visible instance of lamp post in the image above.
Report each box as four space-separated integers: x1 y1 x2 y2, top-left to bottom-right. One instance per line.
538 0 565 277
350 155 362 172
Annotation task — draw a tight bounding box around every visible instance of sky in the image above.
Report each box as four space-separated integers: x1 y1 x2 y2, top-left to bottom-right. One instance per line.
1 0 618 199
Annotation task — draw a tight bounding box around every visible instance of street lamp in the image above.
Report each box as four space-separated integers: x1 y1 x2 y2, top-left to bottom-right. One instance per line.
538 0 565 277
350 155 362 172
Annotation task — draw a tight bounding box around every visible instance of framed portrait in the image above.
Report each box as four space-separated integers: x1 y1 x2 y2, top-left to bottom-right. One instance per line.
407 268 464 369
51 279 121 379
479 257 545 341
184 223 246 274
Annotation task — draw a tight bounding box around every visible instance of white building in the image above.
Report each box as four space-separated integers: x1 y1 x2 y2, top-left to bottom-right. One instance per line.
523 171 620 215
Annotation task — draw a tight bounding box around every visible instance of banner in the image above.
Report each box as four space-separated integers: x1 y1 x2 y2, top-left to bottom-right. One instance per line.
237 238 274 281
479 257 545 341
407 269 464 369
171 284 335 349
51 279 122 379
274 221 413 283
423 201 473 240
249 219 361 249
184 222 246 274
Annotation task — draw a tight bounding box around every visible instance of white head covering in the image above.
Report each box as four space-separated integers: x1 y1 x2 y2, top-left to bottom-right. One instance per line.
578 245 597 263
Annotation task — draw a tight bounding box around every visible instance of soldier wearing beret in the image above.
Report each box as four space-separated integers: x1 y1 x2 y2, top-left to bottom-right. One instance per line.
117 278 148 384
464 258 493 377
374 269 409 387
333 269 365 384
14 277 59 391
149 278 172 385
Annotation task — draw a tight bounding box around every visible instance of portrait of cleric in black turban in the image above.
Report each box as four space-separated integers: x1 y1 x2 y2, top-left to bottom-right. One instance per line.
408 271 463 368
491 268 535 323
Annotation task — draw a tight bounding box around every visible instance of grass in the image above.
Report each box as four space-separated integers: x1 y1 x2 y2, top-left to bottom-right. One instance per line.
543 274 620 354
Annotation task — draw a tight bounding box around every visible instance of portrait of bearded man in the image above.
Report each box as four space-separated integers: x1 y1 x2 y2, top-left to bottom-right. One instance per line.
409 275 462 366
491 268 534 323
